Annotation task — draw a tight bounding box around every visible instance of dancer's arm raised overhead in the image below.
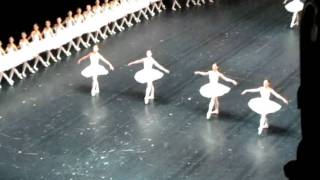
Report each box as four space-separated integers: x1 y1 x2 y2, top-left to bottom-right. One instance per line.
283 0 289 4
218 72 237 85
128 58 144 66
194 71 209 76
241 87 261 95
98 53 114 70
270 88 288 104
77 53 91 64
152 59 170 74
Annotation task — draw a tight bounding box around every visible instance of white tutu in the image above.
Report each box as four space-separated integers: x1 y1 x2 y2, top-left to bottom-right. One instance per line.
81 64 109 78
248 98 281 115
199 83 231 98
134 69 164 83
285 0 304 12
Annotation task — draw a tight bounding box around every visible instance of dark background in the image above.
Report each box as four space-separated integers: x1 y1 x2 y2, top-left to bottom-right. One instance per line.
0 0 94 43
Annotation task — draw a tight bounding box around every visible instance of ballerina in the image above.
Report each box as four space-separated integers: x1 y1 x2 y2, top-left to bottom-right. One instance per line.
5 37 24 80
28 23 49 70
18 32 36 77
241 80 288 135
128 50 169 104
0 40 14 87
194 63 237 119
283 0 304 28
77 45 114 96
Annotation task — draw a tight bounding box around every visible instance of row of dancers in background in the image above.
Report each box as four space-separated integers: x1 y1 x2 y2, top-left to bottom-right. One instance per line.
284 0 305 28
78 45 289 135
171 0 214 11
1 0 171 89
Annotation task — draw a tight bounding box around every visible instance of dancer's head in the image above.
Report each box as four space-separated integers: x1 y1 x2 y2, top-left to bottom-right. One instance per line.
21 32 27 39
77 8 82 14
45 20 51 27
212 63 219 71
57 17 62 24
8 37 14 44
33 24 39 30
146 50 152 57
93 45 99 52
263 80 270 88
68 11 73 17
96 0 100 6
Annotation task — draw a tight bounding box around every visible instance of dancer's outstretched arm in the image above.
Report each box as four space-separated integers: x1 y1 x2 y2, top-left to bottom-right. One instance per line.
153 60 170 73
241 88 261 95
270 89 288 104
128 58 144 66
194 71 209 76
283 0 289 4
99 53 114 70
77 53 91 64
219 72 237 85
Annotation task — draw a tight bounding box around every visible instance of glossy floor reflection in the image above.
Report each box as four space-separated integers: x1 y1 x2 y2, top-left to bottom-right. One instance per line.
0 0 300 179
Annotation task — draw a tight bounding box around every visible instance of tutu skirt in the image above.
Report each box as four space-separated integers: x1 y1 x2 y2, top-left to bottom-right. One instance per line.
134 69 164 83
199 83 231 98
285 0 304 12
248 98 281 115
81 64 109 78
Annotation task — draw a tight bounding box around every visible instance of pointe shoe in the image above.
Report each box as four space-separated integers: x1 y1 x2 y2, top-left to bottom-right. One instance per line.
172 8 176 11
22 73 27 78
144 98 149 104
33 66 39 71
18 74 23 80
9 80 14 86
67 52 71 56
75 47 81 52
149 95 154 99
206 112 211 119
186 4 190 7
91 90 96 96
258 127 263 135
53 58 58 62
30 69 35 74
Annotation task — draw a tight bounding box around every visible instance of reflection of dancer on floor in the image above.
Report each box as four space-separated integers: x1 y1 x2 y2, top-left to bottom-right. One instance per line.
283 0 304 28
241 80 288 135
195 63 237 119
77 45 114 96
128 50 169 104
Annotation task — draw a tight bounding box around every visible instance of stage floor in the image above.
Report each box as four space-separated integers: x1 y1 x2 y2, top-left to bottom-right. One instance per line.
0 0 300 179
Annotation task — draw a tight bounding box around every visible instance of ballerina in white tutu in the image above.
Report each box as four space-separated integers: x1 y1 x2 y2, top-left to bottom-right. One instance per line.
0 40 14 88
77 45 114 96
241 80 288 135
128 50 170 104
283 0 304 28
194 63 237 119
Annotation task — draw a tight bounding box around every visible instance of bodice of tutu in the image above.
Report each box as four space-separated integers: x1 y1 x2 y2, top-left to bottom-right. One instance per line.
19 40 29 48
259 88 271 100
6 46 16 54
32 33 41 42
43 29 54 38
143 58 154 70
90 53 100 65
208 71 219 84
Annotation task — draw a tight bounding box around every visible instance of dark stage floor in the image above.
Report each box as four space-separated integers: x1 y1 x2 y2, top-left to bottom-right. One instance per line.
0 0 301 179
